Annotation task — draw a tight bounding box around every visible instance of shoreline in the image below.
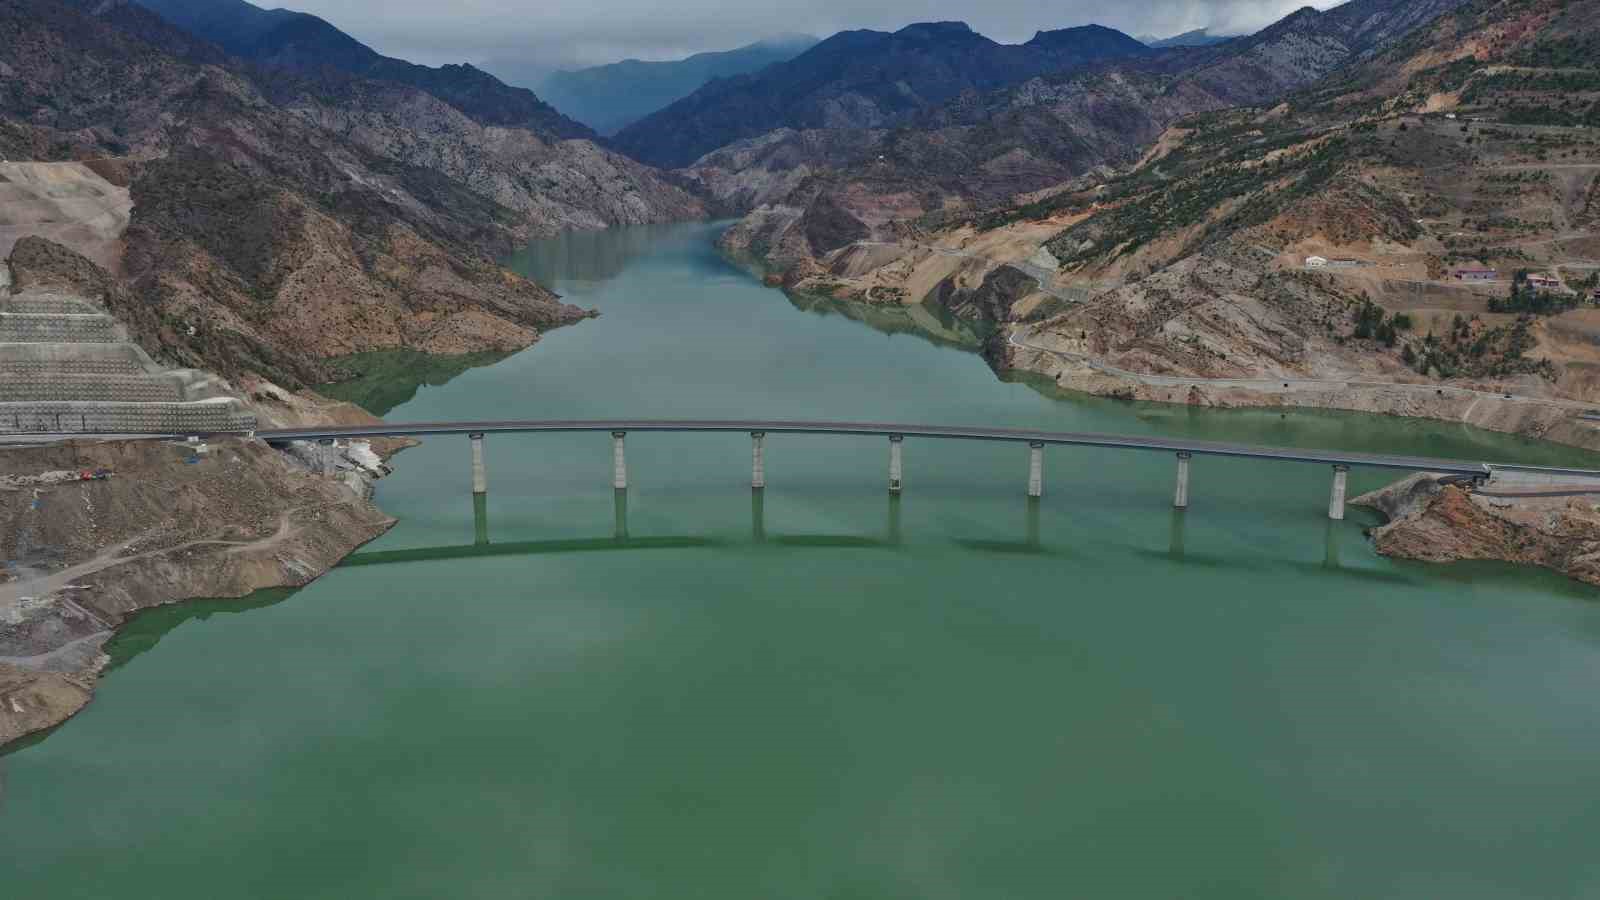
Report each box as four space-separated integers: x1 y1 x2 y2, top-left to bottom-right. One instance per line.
997 332 1600 458
0 434 410 751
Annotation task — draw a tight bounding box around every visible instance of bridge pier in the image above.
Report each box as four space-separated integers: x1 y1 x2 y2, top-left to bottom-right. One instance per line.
752 488 766 543
473 493 489 546
1027 442 1044 498
1174 451 1191 509
751 431 766 489
319 438 336 477
1328 464 1349 520
888 434 904 494
470 433 487 495
612 431 627 490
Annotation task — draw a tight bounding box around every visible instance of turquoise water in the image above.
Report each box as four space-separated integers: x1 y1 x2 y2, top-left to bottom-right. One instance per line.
4 222 1600 898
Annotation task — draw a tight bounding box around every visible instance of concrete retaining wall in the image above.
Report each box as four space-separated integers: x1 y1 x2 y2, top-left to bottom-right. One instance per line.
0 313 119 343
0 373 185 403
0 342 155 373
0 400 256 434
1 296 100 315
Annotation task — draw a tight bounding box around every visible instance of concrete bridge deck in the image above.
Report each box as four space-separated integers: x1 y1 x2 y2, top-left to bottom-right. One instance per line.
18 418 1600 522
254 418 1504 476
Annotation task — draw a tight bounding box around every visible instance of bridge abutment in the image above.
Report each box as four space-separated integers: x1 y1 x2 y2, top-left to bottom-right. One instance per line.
612 431 628 490
1027 442 1044 498
888 434 904 494
1329 465 1349 520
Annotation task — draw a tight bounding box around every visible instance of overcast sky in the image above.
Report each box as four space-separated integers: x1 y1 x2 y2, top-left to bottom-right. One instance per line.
274 0 1344 70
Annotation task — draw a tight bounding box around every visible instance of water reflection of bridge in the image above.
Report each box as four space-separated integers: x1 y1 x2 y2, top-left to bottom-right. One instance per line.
342 491 903 567
342 491 1407 584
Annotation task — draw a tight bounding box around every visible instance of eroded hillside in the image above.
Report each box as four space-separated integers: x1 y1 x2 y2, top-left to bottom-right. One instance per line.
701 0 1472 282
739 0 1600 449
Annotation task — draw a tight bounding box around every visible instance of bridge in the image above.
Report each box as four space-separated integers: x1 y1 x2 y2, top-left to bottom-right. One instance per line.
230 418 1600 522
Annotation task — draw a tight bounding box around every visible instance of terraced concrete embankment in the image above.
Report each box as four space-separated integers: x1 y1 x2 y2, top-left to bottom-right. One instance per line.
0 284 256 436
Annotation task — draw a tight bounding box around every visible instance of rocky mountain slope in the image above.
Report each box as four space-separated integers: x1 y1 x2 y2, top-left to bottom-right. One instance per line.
612 22 1150 170
1 0 704 388
705 0 1600 452
530 35 819 136
696 0 1473 282
832 0 1600 451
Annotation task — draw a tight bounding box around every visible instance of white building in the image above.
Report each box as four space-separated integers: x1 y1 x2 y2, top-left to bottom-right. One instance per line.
1305 256 1328 268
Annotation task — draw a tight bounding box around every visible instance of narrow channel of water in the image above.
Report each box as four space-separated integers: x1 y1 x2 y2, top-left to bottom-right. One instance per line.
4 222 1599 898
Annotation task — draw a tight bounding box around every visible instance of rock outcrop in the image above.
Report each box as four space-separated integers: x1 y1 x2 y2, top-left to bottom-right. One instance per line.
1355 474 1600 587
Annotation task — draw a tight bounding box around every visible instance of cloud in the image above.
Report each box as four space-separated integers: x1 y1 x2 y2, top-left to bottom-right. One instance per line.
279 0 1342 69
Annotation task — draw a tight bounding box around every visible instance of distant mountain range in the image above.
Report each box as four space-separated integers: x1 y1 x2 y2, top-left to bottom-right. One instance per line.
612 22 1151 169
1136 28 1232 48
696 0 1472 274
505 35 819 136
132 0 592 139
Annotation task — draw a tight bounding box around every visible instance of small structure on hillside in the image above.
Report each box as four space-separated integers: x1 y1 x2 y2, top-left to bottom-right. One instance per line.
1527 273 1562 290
1304 255 1328 268
1454 268 1498 281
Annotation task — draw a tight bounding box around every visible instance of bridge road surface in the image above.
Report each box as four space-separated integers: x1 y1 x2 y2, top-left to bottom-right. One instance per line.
249 419 1517 477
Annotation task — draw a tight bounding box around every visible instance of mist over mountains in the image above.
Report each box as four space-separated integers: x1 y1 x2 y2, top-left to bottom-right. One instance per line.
492 35 819 135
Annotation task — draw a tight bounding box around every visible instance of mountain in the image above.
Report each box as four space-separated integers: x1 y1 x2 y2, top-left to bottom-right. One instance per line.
993 0 1600 407
132 0 591 139
1139 29 1231 48
725 0 1600 443
2 0 703 389
698 0 1471 268
519 35 818 136
610 22 1150 169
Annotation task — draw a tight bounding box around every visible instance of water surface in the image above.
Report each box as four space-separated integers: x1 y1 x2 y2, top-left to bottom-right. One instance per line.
4 222 1600 898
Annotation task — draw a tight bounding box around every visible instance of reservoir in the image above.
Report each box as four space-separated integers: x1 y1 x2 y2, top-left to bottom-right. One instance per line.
4 222 1599 897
